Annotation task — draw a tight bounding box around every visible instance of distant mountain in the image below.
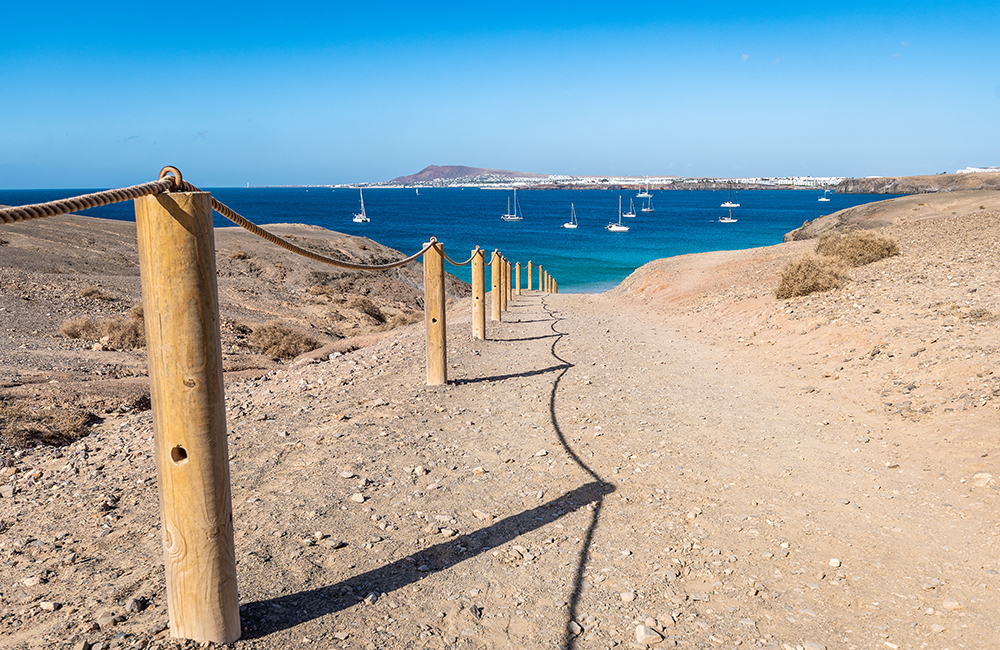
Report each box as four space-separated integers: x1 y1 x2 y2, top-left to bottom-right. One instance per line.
389 165 548 184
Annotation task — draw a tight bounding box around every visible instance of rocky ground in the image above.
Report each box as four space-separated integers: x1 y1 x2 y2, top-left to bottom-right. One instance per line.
2 191 1000 650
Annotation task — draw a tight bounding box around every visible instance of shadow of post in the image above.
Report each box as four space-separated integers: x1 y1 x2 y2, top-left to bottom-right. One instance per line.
243 292 615 648
240 480 612 638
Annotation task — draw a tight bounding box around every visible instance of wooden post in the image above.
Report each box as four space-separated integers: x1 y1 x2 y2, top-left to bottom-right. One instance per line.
423 241 447 385
538 265 544 293
554 280 558 294
527 261 533 291
515 262 521 296
500 257 509 312
472 248 485 340
505 259 511 308
134 192 240 644
491 251 501 321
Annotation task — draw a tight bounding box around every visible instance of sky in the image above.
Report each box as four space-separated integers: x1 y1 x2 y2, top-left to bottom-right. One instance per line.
2 1 999 188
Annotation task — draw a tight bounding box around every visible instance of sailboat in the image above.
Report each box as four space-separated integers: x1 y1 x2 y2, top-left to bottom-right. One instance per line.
641 196 654 213
637 178 651 198
415 188 420 196
719 206 737 223
607 196 630 232
818 189 831 202
501 188 523 221
721 182 740 208
623 197 637 218
562 203 578 229
352 188 370 223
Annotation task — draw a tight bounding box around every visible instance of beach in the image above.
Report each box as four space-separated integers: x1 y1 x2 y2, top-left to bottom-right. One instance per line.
3 189 1000 649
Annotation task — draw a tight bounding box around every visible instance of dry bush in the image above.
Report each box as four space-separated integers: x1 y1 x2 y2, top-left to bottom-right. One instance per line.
815 230 900 267
775 254 847 299
380 310 422 331
59 304 145 348
80 286 118 301
229 250 249 260
347 296 386 323
0 398 96 449
249 321 321 359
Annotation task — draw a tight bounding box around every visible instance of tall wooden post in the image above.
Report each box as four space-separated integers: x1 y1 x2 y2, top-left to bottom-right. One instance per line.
134 192 240 644
538 265 544 293
423 241 447 385
491 251 501 322
527 261 533 291
500 258 509 312
554 280 558 294
515 262 521 296
472 248 486 340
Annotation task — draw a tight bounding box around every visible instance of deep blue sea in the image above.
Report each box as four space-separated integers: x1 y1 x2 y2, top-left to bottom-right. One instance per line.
1 187 898 293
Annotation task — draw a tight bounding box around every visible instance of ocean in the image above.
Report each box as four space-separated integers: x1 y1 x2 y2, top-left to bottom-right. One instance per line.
0 187 898 293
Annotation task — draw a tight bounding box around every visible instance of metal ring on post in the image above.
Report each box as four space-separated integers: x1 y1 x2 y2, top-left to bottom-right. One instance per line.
159 166 183 191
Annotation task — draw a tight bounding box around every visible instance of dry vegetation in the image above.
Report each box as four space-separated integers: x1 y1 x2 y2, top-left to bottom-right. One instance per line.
776 229 899 299
247 320 321 359
0 398 96 449
58 305 146 349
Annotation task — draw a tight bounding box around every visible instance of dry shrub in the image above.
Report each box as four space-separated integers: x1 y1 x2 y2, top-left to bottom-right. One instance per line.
347 296 386 323
815 230 900 267
775 254 847 299
249 321 320 359
0 398 96 449
80 286 118 301
229 250 249 260
59 305 145 348
381 310 422 331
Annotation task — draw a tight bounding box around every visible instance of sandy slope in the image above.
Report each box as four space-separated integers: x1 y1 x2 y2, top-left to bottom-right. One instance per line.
2 191 1000 650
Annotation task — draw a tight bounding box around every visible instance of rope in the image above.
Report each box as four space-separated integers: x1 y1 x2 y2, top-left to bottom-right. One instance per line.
487 249 500 265
443 246 480 267
0 179 174 224
1 167 436 272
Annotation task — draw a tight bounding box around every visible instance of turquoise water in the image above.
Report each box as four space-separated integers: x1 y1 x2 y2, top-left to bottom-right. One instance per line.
0 187 898 293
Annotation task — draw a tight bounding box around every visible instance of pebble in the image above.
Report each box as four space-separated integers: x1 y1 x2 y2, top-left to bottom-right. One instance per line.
340 471 357 479
0 485 13 498
621 591 637 602
350 493 366 503
803 643 826 650
39 601 60 611
534 449 548 457
942 597 962 611
96 610 117 629
930 624 946 633
22 576 41 587
333 631 350 640
440 528 456 538
829 559 841 567
472 509 492 520
635 624 662 645
568 620 583 635
363 592 378 605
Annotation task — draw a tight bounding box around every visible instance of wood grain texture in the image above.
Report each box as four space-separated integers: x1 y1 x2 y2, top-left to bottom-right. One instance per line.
135 192 240 643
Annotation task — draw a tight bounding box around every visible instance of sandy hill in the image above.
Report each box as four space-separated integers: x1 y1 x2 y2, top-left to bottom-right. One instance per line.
2 190 1000 650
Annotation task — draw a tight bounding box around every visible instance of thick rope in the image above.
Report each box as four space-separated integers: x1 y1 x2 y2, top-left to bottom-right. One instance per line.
1 167 435 272
443 246 480 267
0 179 174 224
172 177 434 271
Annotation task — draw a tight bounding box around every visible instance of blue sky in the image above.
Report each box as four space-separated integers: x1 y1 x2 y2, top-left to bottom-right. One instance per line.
2 1 998 188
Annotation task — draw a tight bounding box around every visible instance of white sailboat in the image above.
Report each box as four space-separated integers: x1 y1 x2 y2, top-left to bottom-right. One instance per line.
501 188 523 221
719 206 737 223
637 178 651 198
623 197 637 218
721 182 740 208
353 188 370 223
562 203 578 229
641 197 654 213
818 189 831 202
607 196 630 232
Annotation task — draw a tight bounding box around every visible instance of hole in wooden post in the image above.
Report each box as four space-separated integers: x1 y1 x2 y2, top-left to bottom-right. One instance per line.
171 446 188 464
